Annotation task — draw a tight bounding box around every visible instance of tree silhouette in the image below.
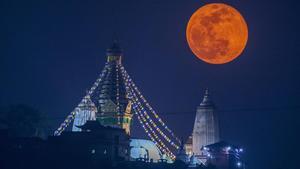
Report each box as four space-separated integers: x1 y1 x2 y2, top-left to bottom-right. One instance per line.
0 104 48 138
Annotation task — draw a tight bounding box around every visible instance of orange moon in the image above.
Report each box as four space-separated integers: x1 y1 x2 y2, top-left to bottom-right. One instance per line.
186 3 248 64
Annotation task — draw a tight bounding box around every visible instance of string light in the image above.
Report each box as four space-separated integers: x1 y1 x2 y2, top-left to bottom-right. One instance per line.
120 65 181 145
54 63 109 136
127 80 179 149
54 60 180 161
115 63 121 125
120 64 177 159
132 96 173 155
125 81 176 159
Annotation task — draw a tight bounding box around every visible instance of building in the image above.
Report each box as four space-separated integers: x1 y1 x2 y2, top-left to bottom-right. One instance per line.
49 120 130 165
0 129 47 169
130 138 163 162
72 95 97 131
54 42 180 160
184 136 193 156
71 41 133 134
95 42 133 134
202 141 244 169
175 141 190 164
192 89 219 156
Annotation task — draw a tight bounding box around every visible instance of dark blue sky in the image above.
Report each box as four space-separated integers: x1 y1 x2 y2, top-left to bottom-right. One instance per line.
0 0 299 169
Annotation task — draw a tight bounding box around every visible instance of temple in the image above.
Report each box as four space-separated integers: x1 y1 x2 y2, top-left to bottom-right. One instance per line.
94 42 132 134
72 95 97 131
192 89 219 155
72 41 133 134
202 141 244 169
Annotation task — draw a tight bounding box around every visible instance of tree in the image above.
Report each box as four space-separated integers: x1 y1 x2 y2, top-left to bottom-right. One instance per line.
0 104 48 138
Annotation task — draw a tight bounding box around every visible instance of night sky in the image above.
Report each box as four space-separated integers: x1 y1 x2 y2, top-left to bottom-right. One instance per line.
0 0 299 169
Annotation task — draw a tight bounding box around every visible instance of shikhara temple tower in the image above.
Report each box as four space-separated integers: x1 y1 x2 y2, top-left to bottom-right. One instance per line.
72 41 133 134
192 89 219 155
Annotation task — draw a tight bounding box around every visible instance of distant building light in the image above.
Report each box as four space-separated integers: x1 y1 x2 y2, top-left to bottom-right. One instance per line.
91 149 96 154
237 162 242 167
239 148 243 152
203 146 209 151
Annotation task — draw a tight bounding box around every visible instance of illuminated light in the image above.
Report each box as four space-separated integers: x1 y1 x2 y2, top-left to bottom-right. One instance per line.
237 162 242 167
133 102 173 157
120 66 177 159
130 86 178 149
239 148 243 152
122 67 181 145
54 66 108 136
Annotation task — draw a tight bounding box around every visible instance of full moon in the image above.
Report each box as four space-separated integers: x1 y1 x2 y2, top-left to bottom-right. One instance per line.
186 3 248 64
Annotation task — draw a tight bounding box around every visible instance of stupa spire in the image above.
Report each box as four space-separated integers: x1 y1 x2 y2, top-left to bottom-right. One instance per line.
106 40 123 63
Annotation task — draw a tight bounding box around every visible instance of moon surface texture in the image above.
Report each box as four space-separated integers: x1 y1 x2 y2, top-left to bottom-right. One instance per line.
186 3 248 64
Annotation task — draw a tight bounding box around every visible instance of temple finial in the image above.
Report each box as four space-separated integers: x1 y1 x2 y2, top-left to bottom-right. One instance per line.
106 40 123 63
200 88 214 107
204 88 209 96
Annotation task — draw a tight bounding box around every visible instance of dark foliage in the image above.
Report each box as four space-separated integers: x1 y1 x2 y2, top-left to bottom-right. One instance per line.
0 104 48 138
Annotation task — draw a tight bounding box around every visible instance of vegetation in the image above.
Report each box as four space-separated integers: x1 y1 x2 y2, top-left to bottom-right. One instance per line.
0 104 48 138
